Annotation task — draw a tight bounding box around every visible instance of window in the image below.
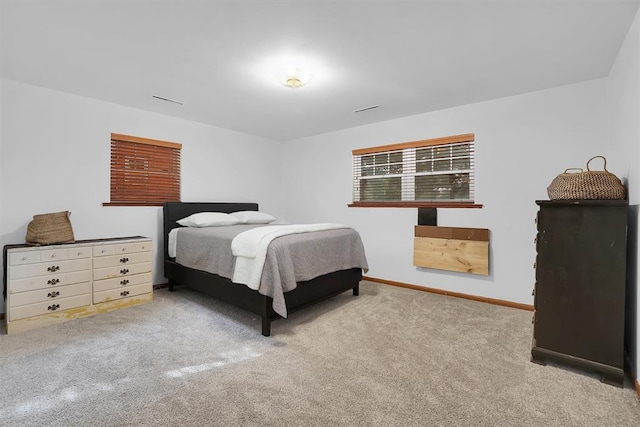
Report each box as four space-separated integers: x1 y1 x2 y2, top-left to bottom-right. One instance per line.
350 133 480 208
104 133 181 206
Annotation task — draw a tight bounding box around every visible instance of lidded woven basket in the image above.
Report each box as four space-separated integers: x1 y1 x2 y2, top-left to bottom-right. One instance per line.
547 156 626 200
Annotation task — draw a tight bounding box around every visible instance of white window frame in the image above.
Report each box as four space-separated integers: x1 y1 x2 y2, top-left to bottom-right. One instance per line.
351 133 478 207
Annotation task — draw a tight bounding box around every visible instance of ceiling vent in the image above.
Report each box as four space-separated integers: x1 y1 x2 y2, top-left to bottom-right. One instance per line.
152 95 184 105
354 105 379 113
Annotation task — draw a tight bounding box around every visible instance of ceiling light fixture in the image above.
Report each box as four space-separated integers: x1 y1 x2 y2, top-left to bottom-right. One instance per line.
279 66 311 89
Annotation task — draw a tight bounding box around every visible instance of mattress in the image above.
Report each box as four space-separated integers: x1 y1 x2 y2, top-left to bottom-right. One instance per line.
171 224 369 317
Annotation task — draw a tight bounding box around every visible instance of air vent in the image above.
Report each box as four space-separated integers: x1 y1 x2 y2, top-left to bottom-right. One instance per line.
152 95 184 105
354 105 379 113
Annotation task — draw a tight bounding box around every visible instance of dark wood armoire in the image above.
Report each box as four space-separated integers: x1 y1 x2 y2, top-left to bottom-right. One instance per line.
531 200 628 387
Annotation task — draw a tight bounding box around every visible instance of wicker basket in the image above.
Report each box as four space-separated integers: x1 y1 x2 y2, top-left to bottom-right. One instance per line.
547 156 626 200
26 211 75 245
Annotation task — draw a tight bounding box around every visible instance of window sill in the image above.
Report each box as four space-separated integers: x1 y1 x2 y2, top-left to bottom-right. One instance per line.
348 202 483 208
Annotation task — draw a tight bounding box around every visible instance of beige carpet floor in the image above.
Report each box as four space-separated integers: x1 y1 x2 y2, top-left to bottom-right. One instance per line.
1 281 638 426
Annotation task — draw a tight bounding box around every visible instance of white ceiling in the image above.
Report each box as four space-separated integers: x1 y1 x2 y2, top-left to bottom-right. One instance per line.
2 0 639 141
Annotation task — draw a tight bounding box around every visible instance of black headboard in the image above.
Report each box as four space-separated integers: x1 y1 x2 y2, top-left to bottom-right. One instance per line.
162 202 259 260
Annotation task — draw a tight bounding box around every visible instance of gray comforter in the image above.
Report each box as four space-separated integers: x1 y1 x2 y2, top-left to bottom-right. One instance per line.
175 224 369 317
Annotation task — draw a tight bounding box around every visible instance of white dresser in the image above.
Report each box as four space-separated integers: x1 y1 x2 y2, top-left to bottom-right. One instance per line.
3 236 153 334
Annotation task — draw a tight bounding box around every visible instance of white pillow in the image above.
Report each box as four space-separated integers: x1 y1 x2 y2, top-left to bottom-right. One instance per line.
177 212 242 227
230 211 276 224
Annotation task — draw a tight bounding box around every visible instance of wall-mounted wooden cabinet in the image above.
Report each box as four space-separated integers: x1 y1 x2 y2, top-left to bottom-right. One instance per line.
413 225 489 275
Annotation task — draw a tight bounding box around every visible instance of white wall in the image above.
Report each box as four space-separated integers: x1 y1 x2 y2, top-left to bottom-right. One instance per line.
608 7 640 386
0 78 284 315
281 79 611 306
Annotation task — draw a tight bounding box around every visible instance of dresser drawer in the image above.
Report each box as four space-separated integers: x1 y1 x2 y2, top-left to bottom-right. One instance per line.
9 258 92 280
94 283 152 304
93 272 152 293
93 251 152 269
9 293 92 322
93 245 116 257
9 270 92 293
39 248 69 262
9 251 40 266
10 282 91 308
68 247 92 259
114 241 151 254
93 240 151 257
93 262 152 281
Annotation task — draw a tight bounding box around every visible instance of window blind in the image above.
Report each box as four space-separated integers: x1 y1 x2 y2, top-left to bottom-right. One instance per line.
352 133 475 206
107 133 181 206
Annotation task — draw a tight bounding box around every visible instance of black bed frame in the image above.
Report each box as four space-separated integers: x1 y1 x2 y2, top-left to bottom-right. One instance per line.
163 202 362 336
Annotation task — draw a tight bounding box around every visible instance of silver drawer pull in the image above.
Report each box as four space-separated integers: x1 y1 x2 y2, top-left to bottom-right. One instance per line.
47 291 60 298
51 254 56 258
120 268 129 275
120 290 130 297
120 279 130 286
47 265 60 272
21 256 27 261
47 278 60 285
120 257 129 264
48 304 60 311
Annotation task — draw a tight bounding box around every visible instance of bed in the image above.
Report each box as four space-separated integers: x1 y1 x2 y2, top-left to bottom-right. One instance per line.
163 202 367 336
